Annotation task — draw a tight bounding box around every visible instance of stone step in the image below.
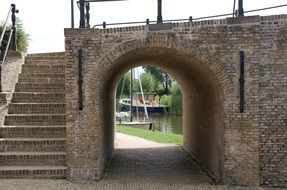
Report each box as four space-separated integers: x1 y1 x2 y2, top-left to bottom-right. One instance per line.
0 138 66 152
24 60 66 66
0 152 66 166
0 165 66 179
18 77 65 84
18 73 65 83
22 64 65 69
0 125 66 138
26 52 65 60
11 93 65 103
8 103 65 114
4 114 66 125
21 67 65 74
19 73 65 79
15 83 65 92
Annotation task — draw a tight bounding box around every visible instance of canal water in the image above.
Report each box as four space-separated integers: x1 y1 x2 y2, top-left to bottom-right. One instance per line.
132 114 183 135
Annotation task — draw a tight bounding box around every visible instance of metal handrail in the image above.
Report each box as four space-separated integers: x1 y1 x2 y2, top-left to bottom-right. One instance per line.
0 5 12 48
0 28 14 92
92 3 287 29
0 4 18 92
1 29 14 66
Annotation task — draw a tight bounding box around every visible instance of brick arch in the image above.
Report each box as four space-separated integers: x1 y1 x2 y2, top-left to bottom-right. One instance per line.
85 35 235 183
94 36 233 98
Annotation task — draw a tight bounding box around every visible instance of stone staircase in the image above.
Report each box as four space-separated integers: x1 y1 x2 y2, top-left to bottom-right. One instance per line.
0 52 66 179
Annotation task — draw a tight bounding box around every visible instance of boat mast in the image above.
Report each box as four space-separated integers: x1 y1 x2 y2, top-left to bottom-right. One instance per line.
136 68 149 120
130 69 133 122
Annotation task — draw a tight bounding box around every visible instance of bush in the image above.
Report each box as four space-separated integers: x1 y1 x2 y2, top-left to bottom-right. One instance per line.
170 82 182 115
160 95 171 106
0 18 29 55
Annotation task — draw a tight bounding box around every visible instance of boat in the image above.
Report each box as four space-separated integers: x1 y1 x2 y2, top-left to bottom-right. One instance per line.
119 92 169 114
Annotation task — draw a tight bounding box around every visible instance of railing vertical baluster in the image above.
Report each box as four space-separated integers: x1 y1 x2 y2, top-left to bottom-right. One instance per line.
11 4 18 51
189 16 193 22
79 0 86 28
85 2 90 28
146 19 150 25
157 0 163 23
71 0 75 28
237 0 244 16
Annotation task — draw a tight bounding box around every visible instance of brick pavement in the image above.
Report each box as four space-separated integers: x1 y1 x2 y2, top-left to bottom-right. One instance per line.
0 178 272 190
0 135 273 190
103 146 212 185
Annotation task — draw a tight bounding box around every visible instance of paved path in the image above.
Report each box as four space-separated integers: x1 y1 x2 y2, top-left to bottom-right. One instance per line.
107 133 211 185
0 133 271 190
0 179 264 190
115 132 176 149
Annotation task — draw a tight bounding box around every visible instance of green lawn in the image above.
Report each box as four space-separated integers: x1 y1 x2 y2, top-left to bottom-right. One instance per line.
116 125 183 145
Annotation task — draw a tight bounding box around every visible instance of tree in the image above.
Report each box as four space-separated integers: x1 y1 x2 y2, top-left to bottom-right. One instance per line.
140 72 160 93
116 71 131 99
142 66 173 96
15 19 29 52
0 18 29 58
170 82 182 114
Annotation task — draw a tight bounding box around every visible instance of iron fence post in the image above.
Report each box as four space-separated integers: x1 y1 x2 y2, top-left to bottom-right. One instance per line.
86 2 90 28
11 4 18 51
157 0 163 23
238 0 244 16
79 0 86 28
71 0 75 28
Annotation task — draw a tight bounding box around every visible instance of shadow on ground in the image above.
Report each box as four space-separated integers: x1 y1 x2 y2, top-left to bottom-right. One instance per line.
102 146 212 185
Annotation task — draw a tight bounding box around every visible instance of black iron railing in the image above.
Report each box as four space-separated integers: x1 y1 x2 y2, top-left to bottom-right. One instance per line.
72 0 287 29
90 3 287 29
0 4 19 92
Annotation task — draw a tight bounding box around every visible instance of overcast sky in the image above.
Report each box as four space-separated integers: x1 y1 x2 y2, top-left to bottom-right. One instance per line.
1 0 287 53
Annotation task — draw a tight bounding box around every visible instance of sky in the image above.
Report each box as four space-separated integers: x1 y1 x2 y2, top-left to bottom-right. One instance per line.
1 0 287 53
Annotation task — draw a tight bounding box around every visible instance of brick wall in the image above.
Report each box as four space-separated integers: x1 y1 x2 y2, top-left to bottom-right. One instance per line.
65 15 287 187
259 15 287 187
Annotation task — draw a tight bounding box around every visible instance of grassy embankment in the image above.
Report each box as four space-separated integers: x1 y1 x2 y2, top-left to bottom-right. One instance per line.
116 125 183 145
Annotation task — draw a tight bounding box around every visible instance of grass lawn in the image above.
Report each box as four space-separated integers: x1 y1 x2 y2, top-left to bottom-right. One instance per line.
116 125 183 145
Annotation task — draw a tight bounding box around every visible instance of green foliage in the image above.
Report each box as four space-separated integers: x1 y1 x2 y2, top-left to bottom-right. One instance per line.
157 82 182 114
0 19 29 55
142 66 173 96
170 82 182 114
160 95 171 106
140 72 161 93
116 125 183 145
116 71 131 98
16 19 29 52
